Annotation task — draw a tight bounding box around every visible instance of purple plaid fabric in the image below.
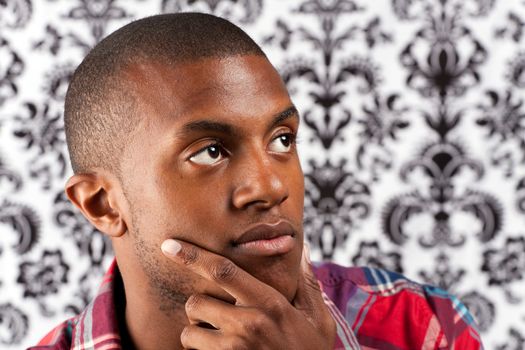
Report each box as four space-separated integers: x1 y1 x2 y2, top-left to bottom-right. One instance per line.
29 260 483 350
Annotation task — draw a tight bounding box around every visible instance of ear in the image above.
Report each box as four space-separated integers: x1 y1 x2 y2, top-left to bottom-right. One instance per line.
65 173 128 238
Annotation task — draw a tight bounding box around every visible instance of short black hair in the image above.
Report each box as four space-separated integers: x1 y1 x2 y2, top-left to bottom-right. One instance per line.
64 12 265 175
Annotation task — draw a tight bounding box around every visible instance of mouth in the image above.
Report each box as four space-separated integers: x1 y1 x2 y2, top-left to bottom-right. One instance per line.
231 221 296 256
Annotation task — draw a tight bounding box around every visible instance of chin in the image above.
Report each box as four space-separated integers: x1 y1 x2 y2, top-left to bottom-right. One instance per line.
237 252 301 302
272 279 298 303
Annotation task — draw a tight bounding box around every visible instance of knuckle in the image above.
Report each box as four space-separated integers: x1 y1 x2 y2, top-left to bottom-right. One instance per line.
179 326 192 346
243 313 268 335
210 259 238 283
185 294 203 313
180 246 199 265
304 275 322 291
227 337 250 350
266 297 287 317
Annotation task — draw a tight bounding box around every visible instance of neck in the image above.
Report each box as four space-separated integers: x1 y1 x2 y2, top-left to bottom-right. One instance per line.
116 257 189 350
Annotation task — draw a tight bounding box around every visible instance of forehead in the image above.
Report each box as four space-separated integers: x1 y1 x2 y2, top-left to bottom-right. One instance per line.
121 55 291 126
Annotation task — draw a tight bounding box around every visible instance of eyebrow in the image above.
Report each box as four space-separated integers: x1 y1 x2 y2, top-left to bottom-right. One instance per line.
267 105 299 131
179 105 299 137
182 120 234 135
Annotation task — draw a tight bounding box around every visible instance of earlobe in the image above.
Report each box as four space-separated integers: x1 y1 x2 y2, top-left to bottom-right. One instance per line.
65 173 128 238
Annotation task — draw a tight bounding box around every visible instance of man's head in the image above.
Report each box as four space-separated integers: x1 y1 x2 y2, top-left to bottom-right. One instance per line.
65 13 265 175
64 13 305 311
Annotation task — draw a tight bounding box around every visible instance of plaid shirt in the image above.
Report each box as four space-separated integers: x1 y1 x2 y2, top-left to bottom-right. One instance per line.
29 260 483 350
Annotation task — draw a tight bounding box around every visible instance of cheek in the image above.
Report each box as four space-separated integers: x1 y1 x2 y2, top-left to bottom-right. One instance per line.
288 161 305 209
146 175 230 246
131 225 227 307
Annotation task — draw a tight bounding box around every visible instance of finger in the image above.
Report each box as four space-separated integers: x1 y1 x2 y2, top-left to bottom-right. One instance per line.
185 293 239 329
180 324 221 349
161 239 281 306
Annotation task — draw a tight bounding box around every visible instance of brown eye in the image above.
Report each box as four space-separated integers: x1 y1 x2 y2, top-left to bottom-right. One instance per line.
268 133 295 153
189 144 226 165
206 145 221 158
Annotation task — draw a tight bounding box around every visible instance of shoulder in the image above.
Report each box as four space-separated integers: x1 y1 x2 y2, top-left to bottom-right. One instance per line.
26 317 76 350
313 262 484 350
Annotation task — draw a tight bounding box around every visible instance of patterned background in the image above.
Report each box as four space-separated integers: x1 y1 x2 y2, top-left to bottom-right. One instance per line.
0 0 524 348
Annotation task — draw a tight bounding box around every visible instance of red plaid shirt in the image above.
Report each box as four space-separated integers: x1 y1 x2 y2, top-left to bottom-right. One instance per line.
29 260 483 350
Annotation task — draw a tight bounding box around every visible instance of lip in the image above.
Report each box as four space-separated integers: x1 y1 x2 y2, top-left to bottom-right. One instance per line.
232 221 296 256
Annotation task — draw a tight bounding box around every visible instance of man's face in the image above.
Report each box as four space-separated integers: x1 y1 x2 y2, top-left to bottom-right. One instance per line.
118 55 305 308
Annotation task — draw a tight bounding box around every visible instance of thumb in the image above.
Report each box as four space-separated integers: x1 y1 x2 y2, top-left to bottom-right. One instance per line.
294 243 337 344
293 243 325 317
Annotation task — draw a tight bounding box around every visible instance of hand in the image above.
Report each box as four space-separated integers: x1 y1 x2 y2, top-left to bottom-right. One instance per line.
161 239 337 350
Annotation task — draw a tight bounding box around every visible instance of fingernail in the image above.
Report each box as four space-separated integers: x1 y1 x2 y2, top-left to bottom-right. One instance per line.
161 239 182 257
303 242 311 264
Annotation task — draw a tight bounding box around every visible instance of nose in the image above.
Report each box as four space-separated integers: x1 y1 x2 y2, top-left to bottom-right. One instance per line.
231 150 289 211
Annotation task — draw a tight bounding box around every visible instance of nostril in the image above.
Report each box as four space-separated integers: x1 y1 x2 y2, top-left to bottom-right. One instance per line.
233 184 288 210
231 158 289 210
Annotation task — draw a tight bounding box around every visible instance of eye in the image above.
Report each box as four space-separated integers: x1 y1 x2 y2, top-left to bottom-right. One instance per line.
268 133 296 153
189 143 227 165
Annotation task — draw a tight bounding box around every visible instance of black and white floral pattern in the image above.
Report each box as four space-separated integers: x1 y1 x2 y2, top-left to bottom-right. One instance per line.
0 0 523 348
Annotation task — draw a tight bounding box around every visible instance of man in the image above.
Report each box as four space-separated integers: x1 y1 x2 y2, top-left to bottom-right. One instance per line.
30 13 483 350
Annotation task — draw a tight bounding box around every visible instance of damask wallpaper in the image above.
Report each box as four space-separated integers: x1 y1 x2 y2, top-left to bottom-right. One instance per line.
0 0 524 348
